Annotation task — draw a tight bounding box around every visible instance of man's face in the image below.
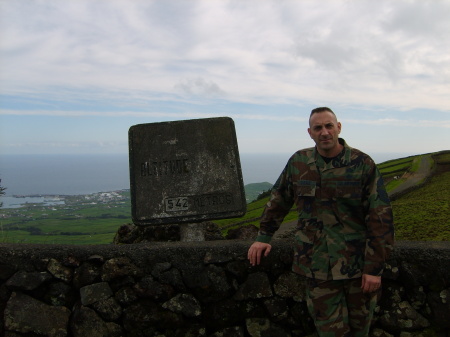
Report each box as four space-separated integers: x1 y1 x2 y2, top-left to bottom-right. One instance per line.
308 111 342 157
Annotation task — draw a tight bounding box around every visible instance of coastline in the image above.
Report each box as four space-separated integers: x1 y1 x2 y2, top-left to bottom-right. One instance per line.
1 189 130 209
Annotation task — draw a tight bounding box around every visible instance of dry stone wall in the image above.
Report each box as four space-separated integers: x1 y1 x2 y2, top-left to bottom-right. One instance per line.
0 240 449 337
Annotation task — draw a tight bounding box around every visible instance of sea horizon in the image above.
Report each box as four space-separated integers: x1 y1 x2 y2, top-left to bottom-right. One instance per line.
0 151 416 201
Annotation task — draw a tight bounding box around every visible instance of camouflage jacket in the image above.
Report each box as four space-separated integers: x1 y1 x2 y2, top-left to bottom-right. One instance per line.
256 139 394 280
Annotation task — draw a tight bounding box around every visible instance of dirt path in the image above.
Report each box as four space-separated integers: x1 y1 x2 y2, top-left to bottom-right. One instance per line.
388 154 433 196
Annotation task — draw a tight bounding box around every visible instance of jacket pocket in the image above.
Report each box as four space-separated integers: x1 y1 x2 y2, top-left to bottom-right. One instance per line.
296 180 316 219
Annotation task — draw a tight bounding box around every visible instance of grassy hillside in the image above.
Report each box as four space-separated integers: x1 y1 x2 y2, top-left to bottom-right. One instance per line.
391 170 449 240
244 182 272 203
390 151 450 241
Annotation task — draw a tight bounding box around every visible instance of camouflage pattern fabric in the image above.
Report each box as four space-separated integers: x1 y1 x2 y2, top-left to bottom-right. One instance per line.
256 138 395 281
306 278 379 337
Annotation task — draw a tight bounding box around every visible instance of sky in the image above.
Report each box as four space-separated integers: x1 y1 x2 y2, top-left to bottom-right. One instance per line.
1 0 449 159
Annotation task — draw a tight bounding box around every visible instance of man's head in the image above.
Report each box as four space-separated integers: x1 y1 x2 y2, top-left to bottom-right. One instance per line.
308 107 342 157
309 107 336 120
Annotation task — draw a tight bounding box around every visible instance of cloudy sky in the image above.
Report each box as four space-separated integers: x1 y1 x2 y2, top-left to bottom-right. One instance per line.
1 0 449 158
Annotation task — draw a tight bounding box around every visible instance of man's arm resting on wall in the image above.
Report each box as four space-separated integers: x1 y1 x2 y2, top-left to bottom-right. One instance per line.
248 164 295 266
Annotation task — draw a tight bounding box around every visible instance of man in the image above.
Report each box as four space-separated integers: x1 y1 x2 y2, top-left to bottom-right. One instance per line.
248 107 394 337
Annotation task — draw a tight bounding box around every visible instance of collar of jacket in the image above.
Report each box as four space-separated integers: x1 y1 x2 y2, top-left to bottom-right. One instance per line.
308 138 353 169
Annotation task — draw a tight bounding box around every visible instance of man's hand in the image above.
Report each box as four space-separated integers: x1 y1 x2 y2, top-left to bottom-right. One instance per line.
361 274 381 293
248 242 272 266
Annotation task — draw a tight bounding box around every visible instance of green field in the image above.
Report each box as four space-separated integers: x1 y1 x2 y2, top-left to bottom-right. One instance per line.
378 157 414 177
1 191 131 244
1 151 449 244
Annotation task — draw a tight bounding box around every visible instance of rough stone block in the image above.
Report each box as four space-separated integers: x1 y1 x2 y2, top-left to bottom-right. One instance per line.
129 117 246 225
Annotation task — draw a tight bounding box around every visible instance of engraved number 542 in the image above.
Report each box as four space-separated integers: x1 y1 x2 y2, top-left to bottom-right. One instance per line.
166 197 188 211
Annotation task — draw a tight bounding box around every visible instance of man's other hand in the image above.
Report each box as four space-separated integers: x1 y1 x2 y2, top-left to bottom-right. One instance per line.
361 274 381 293
248 242 272 266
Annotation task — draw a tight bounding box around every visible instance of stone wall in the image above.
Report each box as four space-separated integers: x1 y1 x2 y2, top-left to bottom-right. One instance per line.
0 240 449 337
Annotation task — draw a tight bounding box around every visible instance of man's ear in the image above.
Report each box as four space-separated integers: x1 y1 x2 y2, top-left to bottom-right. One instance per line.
337 122 342 134
307 128 312 137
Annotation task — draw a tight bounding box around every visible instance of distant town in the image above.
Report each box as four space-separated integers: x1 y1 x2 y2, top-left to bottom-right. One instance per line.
1 190 131 221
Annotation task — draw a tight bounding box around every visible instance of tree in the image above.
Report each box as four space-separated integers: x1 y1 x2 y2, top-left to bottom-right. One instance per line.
0 179 6 208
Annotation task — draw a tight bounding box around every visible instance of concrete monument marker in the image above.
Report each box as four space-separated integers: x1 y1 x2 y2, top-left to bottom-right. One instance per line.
129 117 246 225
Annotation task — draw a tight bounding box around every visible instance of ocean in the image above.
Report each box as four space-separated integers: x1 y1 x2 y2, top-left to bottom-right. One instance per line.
0 152 411 208
0 154 130 196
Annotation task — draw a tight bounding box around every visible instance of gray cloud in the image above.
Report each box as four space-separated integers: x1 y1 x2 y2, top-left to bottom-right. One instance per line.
175 77 225 96
381 0 450 38
0 0 449 112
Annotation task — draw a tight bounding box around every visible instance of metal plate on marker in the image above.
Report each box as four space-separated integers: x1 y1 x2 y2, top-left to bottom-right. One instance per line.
129 117 246 225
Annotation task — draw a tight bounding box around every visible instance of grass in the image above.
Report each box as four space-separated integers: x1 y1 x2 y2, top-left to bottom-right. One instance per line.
379 161 412 176
435 152 450 163
391 170 450 241
378 157 414 178
410 155 423 173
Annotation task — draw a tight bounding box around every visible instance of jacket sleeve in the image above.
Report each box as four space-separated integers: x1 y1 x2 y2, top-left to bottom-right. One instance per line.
255 162 295 243
362 160 395 276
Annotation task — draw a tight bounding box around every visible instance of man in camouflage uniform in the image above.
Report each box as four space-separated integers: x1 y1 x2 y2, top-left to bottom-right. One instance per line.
248 107 394 337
